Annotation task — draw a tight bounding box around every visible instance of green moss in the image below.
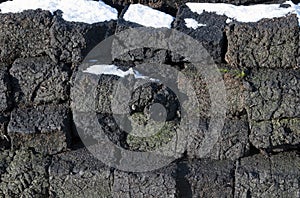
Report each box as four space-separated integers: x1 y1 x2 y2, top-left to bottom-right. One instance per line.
219 67 247 79
219 68 229 73
186 66 247 79
126 113 176 152
236 70 246 78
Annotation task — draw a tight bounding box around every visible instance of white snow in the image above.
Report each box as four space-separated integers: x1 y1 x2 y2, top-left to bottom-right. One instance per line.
1 0 299 26
83 64 159 81
123 4 174 28
0 0 118 24
184 18 206 29
226 18 233 23
186 1 300 24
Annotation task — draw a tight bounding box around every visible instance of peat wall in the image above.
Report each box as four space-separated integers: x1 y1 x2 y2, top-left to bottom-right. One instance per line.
0 2 299 197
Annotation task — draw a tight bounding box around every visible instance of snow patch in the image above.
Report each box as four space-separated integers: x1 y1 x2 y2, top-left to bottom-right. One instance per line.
123 4 174 28
226 18 233 23
184 18 206 29
83 64 159 81
186 1 300 24
0 0 118 24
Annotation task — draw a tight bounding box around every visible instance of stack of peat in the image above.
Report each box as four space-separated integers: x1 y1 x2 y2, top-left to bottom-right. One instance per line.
0 0 299 197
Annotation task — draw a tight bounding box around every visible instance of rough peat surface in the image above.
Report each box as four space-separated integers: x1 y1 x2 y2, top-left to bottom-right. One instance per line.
0 1 299 197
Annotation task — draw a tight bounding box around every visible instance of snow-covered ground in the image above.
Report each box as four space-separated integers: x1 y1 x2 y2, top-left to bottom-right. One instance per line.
184 18 207 29
84 64 158 81
123 4 174 28
0 0 118 24
0 0 300 26
186 1 300 24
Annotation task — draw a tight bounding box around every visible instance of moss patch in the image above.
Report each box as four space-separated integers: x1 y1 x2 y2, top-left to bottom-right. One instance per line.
126 113 177 152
